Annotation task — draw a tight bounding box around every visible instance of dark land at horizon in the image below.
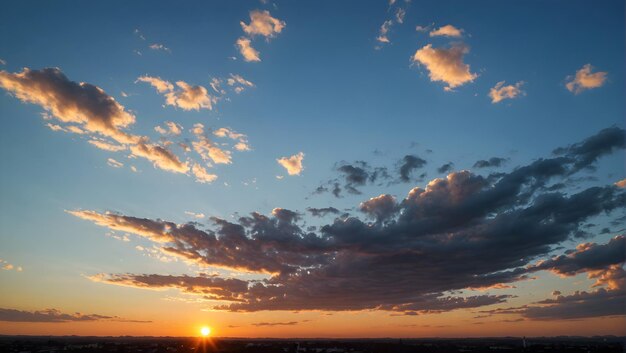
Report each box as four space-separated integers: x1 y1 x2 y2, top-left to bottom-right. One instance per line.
1 335 624 353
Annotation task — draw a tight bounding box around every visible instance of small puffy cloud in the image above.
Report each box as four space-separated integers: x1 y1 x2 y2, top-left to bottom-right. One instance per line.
165 82 214 111
236 37 261 62
565 64 607 94
191 163 218 184
107 158 124 168
277 152 304 175
155 121 183 136
240 10 286 38
429 24 463 38
489 81 525 104
412 43 477 90
615 178 626 188
193 136 232 165
138 76 214 111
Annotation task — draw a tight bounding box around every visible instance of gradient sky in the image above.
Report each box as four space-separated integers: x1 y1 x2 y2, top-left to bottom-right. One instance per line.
0 0 624 338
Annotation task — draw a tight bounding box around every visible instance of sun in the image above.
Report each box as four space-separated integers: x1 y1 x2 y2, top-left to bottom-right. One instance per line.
200 326 211 337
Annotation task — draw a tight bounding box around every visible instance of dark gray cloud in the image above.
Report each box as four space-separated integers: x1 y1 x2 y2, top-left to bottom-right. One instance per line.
437 162 454 174
316 155 428 197
252 321 307 327
473 157 507 169
73 127 626 315
399 155 427 182
0 308 150 323
307 207 340 217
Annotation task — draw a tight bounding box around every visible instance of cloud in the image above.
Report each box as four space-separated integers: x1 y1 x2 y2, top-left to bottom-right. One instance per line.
1 259 21 272
185 211 206 219
73 127 626 313
130 142 189 173
136 76 173 93
0 308 150 323
0 68 137 144
412 43 477 90
192 163 218 184
155 121 183 136
236 37 261 62
138 75 215 111
399 155 427 182
317 161 391 197
241 10 286 38
376 20 393 43
0 68 191 176
149 43 170 52
616 178 626 188
395 8 406 24
521 288 625 320
89 273 248 302
489 81 525 103
252 321 300 327
429 25 463 38
213 127 251 151
277 152 305 175
107 158 124 168
359 194 397 222
528 235 626 289
565 64 607 94
306 207 340 217
437 162 454 174
227 74 255 94
473 157 507 169
88 139 126 152
193 136 232 165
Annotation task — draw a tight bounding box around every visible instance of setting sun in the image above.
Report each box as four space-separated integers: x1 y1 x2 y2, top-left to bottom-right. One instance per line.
200 327 211 337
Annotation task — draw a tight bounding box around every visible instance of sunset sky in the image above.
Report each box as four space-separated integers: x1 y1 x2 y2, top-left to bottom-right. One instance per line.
0 0 624 338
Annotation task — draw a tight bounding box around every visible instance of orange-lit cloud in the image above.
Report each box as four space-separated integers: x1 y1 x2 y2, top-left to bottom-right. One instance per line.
138 75 215 111
240 10 285 38
429 24 463 38
0 68 137 144
412 43 477 90
277 152 304 175
236 37 261 62
565 64 607 94
489 81 525 103
192 163 218 184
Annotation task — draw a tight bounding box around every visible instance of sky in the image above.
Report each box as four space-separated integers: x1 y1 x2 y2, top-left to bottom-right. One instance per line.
0 0 625 338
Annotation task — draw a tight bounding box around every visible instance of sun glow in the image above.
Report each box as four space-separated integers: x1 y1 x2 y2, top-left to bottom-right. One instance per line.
200 326 211 337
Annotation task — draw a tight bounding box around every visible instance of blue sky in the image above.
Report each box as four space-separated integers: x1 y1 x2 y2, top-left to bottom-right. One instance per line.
0 0 624 337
